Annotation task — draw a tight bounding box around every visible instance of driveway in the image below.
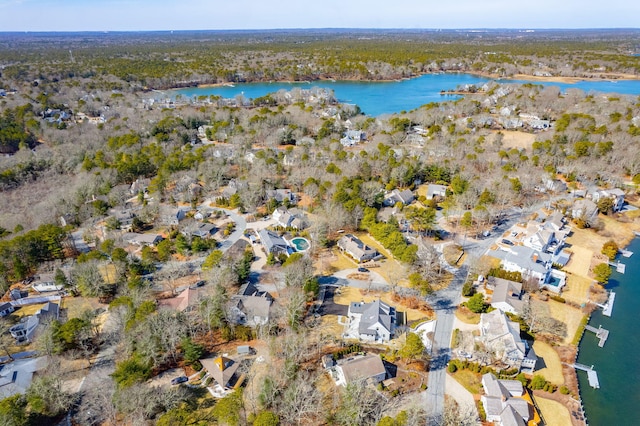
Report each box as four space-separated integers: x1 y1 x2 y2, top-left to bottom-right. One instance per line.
317 286 348 316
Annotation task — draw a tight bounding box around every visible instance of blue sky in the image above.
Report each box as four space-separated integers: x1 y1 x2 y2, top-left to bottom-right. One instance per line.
1 0 638 31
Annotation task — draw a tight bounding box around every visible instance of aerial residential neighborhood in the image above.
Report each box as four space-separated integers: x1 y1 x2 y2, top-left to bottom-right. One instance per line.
0 22 639 426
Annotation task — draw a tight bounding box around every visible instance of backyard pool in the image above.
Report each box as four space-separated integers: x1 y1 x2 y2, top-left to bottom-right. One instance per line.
290 237 310 252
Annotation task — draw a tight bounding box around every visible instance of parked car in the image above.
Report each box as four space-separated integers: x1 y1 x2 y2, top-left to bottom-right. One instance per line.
501 239 514 246
171 376 188 385
193 280 206 287
357 267 369 273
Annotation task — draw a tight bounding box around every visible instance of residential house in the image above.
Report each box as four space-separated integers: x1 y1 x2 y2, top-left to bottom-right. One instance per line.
340 130 366 147
426 184 448 200
479 310 537 371
0 357 49 399
488 246 553 286
591 188 625 212
266 188 297 205
333 354 388 386
487 277 526 315
129 178 150 195
194 208 213 221
272 206 308 230
161 206 188 226
258 229 290 257
219 179 245 199
158 287 200 313
383 189 415 207
201 356 241 391
543 178 567 193
123 232 164 247
228 283 273 327
546 211 566 233
182 222 217 239
337 234 378 263
522 227 555 253
0 302 15 317
347 299 397 343
10 302 60 343
571 199 598 224
108 207 136 232
481 373 532 426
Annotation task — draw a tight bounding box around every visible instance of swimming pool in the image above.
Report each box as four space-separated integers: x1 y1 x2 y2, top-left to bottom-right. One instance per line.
290 237 310 252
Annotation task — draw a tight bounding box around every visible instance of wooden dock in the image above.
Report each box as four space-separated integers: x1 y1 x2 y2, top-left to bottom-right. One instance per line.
620 249 633 258
602 291 615 317
572 363 600 389
584 324 609 347
608 261 626 273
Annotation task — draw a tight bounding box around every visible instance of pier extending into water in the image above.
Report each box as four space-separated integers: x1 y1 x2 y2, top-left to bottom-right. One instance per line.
584 325 609 347
569 363 600 389
608 261 626 273
596 291 616 317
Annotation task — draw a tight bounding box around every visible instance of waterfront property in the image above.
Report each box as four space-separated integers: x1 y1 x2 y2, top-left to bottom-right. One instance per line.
487 245 566 292
478 310 537 372
481 373 532 425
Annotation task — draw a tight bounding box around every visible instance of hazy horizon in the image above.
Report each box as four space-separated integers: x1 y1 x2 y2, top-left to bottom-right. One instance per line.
1 0 639 32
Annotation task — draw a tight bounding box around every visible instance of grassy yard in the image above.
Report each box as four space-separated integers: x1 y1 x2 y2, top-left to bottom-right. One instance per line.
563 245 593 278
566 216 639 256
561 273 593 306
533 395 572 426
547 300 583 345
449 370 483 395
62 297 105 319
454 306 481 325
328 250 358 272
532 341 565 385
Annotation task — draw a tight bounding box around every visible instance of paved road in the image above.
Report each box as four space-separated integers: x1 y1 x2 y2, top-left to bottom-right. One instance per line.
423 264 468 422
422 202 560 421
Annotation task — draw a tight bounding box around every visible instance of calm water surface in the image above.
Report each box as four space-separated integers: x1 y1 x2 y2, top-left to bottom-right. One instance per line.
171 73 640 116
576 237 640 425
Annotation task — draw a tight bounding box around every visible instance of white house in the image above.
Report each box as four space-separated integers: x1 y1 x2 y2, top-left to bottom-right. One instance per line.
481 373 532 425
487 246 552 286
346 299 396 343
340 130 366 147
426 184 448 200
479 310 537 372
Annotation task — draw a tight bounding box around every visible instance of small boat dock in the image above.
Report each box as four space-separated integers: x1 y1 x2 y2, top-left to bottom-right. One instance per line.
570 363 600 389
599 291 616 317
584 324 609 347
620 249 633 258
608 261 625 273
